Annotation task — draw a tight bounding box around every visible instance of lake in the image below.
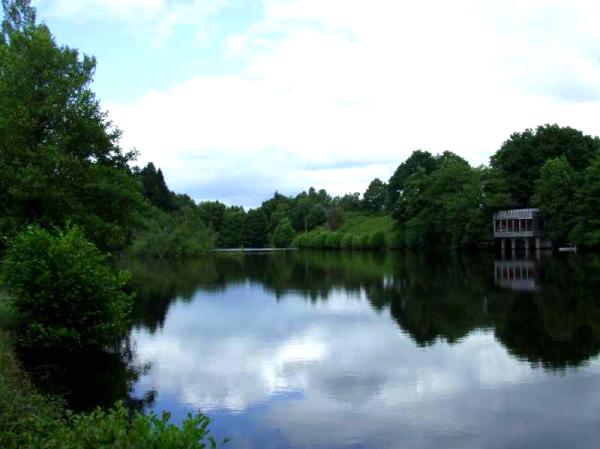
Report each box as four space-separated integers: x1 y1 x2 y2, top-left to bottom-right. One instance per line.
23 250 600 449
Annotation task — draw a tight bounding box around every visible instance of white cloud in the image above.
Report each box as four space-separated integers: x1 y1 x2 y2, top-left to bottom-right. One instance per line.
103 0 600 205
131 283 600 448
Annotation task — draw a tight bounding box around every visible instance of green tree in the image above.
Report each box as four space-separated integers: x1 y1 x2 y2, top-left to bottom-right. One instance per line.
0 0 142 250
306 204 327 229
328 203 344 230
242 209 268 248
369 231 386 249
139 163 175 212
363 178 388 211
197 201 227 233
2 226 132 348
388 150 437 212
401 153 486 248
218 207 246 248
271 217 295 248
491 124 599 206
532 157 579 244
337 192 362 212
572 156 600 247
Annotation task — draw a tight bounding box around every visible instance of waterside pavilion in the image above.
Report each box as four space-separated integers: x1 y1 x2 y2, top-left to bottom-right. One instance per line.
493 208 552 251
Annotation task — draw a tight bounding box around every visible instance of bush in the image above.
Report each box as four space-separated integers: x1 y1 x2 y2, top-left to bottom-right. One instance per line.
271 218 296 248
293 233 307 248
341 234 354 249
359 234 371 249
369 231 386 249
131 208 216 258
352 236 362 249
325 232 343 249
46 402 229 449
1 226 132 349
315 231 329 249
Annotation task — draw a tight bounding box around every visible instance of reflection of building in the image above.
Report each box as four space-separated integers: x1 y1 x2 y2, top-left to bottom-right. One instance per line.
493 208 552 250
494 258 541 292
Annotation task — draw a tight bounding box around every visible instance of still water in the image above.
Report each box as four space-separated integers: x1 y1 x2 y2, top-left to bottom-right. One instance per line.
25 251 600 448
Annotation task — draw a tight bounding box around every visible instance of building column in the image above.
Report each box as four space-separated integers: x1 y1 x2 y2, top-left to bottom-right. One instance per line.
535 237 541 249
511 238 517 252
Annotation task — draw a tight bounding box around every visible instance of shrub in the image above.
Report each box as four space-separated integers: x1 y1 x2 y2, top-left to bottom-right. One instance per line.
359 234 371 249
370 231 386 249
316 231 329 248
293 233 308 248
131 208 216 258
46 402 229 449
341 234 354 249
271 218 296 248
325 232 343 249
1 226 132 349
352 236 362 249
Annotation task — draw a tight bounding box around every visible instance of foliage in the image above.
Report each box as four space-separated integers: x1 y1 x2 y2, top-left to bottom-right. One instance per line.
572 156 600 247
217 207 245 248
130 207 216 258
363 178 388 211
0 331 65 449
327 203 344 230
242 209 268 248
388 150 437 213
306 204 328 230
0 1 142 251
0 290 15 330
369 231 386 249
0 331 228 449
46 403 229 449
1 225 132 348
398 153 487 248
490 124 599 207
532 157 579 244
271 217 295 248
139 163 176 212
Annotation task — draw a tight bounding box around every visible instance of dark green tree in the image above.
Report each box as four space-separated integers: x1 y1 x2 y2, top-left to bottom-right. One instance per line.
363 178 388 211
139 163 175 212
388 150 437 212
572 156 600 247
197 201 227 233
271 217 295 248
491 124 600 206
2 225 132 348
242 209 268 248
217 207 246 248
401 153 486 248
337 192 362 212
532 157 579 244
0 0 142 250
306 204 327 229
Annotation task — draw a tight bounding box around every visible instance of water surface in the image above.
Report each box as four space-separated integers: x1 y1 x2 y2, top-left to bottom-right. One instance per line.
27 251 600 448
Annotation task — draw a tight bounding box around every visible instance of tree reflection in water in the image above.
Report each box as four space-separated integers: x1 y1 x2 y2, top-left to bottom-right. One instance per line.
124 251 600 371
26 251 600 413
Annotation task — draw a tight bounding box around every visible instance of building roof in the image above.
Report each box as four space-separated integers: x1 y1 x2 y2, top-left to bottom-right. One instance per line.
493 208 539 219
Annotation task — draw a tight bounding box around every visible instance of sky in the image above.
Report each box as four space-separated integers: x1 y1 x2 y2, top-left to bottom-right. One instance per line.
33 0 600 207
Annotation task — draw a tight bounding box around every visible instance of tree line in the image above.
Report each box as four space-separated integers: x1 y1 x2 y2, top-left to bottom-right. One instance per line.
140 123 600 252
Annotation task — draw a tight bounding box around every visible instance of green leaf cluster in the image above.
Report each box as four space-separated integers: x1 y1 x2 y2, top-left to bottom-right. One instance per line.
1 225 132 348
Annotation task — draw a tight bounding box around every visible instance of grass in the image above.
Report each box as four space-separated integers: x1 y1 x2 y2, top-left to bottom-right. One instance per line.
337 212 395 236
0 331 66 449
